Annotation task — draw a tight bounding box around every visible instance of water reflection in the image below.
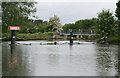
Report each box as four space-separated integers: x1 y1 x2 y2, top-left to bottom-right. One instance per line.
48 49 60 66
69 45 73 56
3 44 23 76
8 45 20 71
10 45 15 55
2 43 29 76
118 45 120 77
0 43 2 77
96 44 118 76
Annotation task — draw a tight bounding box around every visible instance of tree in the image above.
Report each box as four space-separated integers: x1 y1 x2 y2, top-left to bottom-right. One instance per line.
97 10 115 43
116 0 120 20
34 19 43 26
75 18 97 32
2 2 36 33
48 15 62 32
62 23 75 33
115 0 120 35
62 18 97 33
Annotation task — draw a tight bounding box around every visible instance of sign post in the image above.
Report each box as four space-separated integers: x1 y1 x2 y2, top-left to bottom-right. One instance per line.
11 30 16 46
69 29 73 45
8 26 21 46
8 26 21 54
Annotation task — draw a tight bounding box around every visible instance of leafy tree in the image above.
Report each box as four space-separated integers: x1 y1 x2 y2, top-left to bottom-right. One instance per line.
75 18 97 31
75 19 90 30
97 9 115 43
34 19 43 26
37 24 48 33
2 2 36 33
62 23 75 33
62 18 97 33
116 0 120 20
115 0 120 35
48 15 62 32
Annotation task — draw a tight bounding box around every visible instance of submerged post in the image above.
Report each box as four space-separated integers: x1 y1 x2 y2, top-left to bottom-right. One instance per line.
8 26 21 45
8 26 21 54
11 30 16 46
69 29 73 45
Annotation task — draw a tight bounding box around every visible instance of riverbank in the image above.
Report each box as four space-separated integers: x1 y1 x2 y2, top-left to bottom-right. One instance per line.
2 33 120 44
2 32 95 41
2 32 52 41
108 36 120 45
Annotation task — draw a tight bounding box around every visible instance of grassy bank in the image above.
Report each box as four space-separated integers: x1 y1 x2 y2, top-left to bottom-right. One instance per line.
108 36 120 44
2 32 53 41
2 33 120 45
17 32 53 40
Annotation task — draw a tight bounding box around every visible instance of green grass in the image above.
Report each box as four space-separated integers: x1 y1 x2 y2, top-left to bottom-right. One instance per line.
16 32 52 39
2 32 53 40
2 33 10 38
2 32 120 44
108 36 120 44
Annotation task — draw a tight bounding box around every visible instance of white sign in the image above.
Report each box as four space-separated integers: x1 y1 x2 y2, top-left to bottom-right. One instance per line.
8 26 21 30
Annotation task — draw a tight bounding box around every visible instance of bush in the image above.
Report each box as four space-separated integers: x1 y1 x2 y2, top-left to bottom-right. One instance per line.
2 33 10 38
16 32 53 39
108 36 120 42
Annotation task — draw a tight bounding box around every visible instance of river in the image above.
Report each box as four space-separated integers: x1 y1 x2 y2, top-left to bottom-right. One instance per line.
2 40 118 76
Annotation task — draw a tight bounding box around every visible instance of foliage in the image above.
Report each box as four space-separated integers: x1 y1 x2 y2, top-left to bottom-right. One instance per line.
2 33 10 39
36 24 48 33
75 18 97 30
16 32 52 39
62 18 97 33
97 9 115 43
62 23 75 32
108 36 120 43
115 1 120 35
116 0 120 20
15 18 48 33
2 2 36 33
48 15 63 32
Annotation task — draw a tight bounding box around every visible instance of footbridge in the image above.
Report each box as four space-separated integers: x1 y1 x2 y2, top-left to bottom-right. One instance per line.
54 33 96 39
60 33 95 36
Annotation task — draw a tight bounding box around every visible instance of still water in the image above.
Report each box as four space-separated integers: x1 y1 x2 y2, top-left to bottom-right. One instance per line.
2 40 118 76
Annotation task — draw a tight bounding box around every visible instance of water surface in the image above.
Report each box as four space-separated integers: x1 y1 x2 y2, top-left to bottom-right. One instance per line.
2 40 118 76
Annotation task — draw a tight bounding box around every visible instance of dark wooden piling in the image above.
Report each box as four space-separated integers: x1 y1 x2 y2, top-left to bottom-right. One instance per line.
70 31 73 45
11 30 16 45
10 30 16 54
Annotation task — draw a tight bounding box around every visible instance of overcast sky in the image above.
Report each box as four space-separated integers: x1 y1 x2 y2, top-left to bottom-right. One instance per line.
35 0 117 25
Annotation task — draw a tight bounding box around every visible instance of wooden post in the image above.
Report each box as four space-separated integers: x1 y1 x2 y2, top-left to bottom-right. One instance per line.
11 43 15 54
70 31 73 45
11 30 16 54
8 26 21 54
11 30 16 45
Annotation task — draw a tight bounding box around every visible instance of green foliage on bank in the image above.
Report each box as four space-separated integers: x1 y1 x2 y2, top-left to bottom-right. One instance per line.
96 10 116 43
108 36 120 43
62 18 97 33
16 32 52 39
2 33 10 39
2 32 54 40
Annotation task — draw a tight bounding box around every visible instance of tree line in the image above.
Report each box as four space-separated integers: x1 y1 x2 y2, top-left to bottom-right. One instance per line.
2 1 120 43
